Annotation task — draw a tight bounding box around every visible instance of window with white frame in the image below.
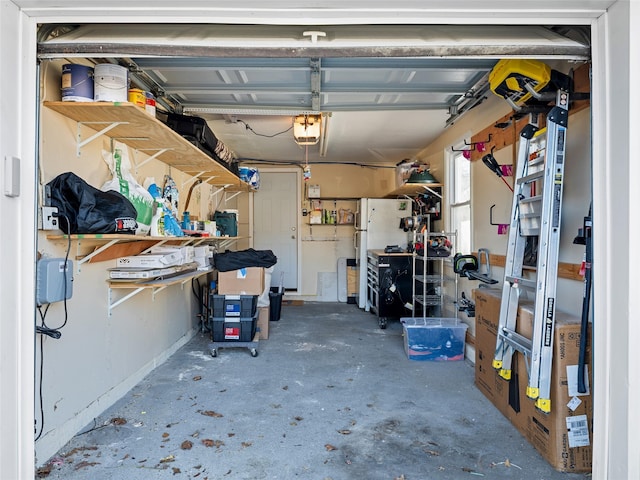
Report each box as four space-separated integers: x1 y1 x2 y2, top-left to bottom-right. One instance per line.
447 148 471 254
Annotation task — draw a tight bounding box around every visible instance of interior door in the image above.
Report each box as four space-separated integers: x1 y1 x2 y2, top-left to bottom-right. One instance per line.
253 171 299 290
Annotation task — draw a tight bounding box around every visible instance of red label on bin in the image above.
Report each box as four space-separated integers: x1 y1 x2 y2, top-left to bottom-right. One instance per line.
225 327 240 340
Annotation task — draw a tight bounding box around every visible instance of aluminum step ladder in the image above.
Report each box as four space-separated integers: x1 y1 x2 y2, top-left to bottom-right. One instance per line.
492 89 570 414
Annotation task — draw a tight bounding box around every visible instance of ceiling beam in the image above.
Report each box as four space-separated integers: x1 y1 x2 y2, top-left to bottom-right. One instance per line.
310 57 321 112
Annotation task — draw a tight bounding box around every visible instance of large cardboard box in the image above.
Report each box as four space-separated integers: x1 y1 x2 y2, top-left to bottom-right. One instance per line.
347 261 358 303
116 251 182 268
218 267 265 295
257 306 269 340
474 288 593 473
473 288 512 417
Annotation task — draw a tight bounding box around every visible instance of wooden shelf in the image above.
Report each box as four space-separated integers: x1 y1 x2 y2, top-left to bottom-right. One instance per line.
308 197 358 201
473 251 584 282
107 267 213 315
46 233 247 266
43 101 250 192
385 182 443 198
108 268 212 290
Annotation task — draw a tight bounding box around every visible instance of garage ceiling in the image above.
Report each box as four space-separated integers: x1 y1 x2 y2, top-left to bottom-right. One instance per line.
38 23 590 167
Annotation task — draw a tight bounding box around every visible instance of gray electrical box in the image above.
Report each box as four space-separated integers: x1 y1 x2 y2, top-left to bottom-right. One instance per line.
36 258 73 305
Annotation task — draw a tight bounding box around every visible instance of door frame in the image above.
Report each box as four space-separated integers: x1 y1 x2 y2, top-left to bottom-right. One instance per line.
3 3 637 479
251 167 302 294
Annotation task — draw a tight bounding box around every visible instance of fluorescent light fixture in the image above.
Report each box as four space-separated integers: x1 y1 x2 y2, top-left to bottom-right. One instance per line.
293 114 322 145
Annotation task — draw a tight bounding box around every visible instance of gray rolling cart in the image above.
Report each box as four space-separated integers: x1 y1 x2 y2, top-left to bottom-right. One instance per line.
208 294 259 357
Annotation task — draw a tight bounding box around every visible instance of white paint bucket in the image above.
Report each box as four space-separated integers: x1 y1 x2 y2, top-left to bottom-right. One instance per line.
93 64 128 102
61 64 94 102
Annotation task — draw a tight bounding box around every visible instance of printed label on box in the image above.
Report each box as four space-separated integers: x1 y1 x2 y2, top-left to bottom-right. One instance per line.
236 268 247 279
225 327 240 340
566 365 590 396
566 414 590 448
567 396 582 412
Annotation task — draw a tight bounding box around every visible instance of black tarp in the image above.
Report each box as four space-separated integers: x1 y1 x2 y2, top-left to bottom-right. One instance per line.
46 172 138 234
213 249 277 272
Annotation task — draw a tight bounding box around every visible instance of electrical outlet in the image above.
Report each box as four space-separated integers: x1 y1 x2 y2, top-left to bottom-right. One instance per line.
41 206 59 230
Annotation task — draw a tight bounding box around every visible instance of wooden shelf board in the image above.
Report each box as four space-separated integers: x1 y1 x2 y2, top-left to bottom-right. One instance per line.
108 268 212 289
43 101 250 192
474 251 583 282
385 183 443 198
46 234 247 264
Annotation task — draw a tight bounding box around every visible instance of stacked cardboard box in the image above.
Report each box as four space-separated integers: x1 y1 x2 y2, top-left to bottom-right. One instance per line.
217 267 265 295
346 260 358 304
257 306 269 340
474 288 592 473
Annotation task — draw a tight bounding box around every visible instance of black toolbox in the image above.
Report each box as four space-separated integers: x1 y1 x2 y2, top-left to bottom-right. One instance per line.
210 314 258 342
211 294 257 318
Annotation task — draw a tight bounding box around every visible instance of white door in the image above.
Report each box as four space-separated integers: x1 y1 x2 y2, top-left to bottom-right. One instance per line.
253 170 299 290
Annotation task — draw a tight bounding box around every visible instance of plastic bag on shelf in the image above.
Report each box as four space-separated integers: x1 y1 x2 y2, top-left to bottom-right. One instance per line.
102 141 154 235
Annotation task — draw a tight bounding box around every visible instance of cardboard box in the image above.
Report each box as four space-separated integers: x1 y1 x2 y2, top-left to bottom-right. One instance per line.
347 264 358 297
116 252 182 268
149 245 195 263
217 267 265 295
257 306 269 340
309 210 322 224
307 184 321 198
473 288 512 417
401 317 468 361
474 288 593 473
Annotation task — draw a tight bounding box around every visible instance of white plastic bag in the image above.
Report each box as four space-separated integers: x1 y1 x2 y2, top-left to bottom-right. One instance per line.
102 141 154 235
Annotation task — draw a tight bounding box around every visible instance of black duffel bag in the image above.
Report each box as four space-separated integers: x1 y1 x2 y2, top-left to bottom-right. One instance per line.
213 248 277 272
46 172 138 234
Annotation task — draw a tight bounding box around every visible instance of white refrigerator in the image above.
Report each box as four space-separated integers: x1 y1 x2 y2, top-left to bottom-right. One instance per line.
354 198 411 310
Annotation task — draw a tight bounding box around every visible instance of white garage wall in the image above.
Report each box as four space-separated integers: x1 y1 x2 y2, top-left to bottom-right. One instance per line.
33 60 215 464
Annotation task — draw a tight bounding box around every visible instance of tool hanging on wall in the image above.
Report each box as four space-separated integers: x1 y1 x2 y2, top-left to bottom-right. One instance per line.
489 204 509 235
482 147 514 192
573 205 592 393
452 249 498 285
451 134 492 159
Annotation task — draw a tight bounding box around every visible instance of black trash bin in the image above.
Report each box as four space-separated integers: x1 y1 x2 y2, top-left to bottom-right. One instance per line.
269 288 283 321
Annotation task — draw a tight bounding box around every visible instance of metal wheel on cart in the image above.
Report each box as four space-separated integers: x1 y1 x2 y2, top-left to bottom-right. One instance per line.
378 317 388 329
208 332 259 358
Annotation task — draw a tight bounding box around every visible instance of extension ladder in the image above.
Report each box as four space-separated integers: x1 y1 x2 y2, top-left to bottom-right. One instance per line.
492 89 570 414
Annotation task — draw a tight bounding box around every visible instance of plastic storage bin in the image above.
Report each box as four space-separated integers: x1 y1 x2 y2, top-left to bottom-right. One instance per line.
211 294 258 318
214 211 238 236
269 288 283 321
400 317 468 361
210 314 257 342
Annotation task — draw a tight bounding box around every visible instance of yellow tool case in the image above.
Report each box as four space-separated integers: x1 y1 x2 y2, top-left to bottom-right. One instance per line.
489 59 552 106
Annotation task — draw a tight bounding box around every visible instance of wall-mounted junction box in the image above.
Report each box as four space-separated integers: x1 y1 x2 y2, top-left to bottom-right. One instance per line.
36 258 73 305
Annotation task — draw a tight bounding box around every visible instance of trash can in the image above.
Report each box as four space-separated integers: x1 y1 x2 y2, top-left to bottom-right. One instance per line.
269 288 283 321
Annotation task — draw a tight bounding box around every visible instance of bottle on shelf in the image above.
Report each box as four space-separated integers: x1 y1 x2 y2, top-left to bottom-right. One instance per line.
150 201 165 237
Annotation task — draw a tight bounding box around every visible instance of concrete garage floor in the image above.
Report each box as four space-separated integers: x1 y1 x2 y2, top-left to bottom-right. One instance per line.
38 302 588 480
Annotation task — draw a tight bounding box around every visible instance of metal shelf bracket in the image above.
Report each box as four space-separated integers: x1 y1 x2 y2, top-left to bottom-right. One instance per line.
76 121 129 156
